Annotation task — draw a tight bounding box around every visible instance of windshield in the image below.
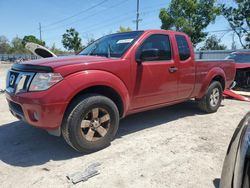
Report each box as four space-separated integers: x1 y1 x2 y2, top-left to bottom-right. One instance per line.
226 53 250 64
79 31 143 58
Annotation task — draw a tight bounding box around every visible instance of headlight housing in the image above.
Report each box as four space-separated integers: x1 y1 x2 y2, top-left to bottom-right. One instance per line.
29 73 63 91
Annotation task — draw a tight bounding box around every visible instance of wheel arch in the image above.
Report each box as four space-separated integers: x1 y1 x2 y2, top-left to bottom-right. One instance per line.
197 67 226 98
63 70 130 118
66 85 125 117
211 75 225 90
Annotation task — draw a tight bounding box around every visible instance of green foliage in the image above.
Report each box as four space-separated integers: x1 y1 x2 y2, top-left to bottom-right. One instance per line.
0 35 10 54
22 35 45 46
9 37 28 54
200 35 227 50
221 0 250 49
50 43 65 55
117 26 132 33
159 0 219 46
62 28 82 53
0 36 66 55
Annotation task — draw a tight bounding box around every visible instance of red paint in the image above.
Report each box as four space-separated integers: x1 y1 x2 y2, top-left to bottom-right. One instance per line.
222 51 250 100
235 63 250 69
223 89 250 102
5 30 236 130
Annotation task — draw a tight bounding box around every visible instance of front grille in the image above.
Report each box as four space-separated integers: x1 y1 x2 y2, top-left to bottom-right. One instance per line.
6 70 35 94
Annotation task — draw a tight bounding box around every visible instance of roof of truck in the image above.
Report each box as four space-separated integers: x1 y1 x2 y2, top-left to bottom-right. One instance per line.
117 29 187 35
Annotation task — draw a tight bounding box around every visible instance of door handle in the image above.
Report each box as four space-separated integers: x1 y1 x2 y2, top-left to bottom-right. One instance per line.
169 67 178 73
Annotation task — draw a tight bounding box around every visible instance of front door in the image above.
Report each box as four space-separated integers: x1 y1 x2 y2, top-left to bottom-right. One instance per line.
131 34 179 109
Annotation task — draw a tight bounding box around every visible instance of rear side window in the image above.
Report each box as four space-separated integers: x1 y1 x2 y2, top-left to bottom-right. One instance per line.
176 35 191 61
138 34 172 61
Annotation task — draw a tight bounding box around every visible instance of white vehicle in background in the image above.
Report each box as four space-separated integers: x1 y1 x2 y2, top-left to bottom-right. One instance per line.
25 42 57 58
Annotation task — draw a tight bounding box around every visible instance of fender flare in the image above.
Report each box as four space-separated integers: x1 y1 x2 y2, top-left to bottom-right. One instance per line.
197 67 226 98
64 70 130 116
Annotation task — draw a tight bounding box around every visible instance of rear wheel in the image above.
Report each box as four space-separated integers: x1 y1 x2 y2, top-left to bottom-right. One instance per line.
197 81 223 113
62 94 119 153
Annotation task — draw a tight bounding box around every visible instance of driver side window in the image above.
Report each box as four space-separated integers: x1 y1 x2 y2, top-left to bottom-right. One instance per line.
137 34 172 61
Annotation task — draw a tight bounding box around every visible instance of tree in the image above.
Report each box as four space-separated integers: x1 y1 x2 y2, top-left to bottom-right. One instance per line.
117 26 132 33
159 0 219 46
9 37 27 54
62 28 82 53
0 35 10 54
221 0 250 49
22 35 45 46
200 35 227 50
50 43 64 55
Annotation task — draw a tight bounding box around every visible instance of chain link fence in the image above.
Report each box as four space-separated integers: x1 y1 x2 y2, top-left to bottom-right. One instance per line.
0 54 37 63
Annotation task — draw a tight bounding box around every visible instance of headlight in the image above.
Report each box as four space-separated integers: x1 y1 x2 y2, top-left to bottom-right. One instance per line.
29 73 63 91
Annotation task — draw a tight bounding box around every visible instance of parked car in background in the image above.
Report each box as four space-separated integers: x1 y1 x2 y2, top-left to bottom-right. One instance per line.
226 51 250 90
223 51 250 102
5 30 235 152
220 112 250 188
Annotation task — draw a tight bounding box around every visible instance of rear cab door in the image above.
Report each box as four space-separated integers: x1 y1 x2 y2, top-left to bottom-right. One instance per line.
174 34 196 99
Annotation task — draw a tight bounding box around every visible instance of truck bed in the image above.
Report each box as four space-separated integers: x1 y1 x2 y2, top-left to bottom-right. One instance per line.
192 59 235 98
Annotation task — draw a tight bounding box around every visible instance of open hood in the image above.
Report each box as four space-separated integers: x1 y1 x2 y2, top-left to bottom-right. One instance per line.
25 42 57 58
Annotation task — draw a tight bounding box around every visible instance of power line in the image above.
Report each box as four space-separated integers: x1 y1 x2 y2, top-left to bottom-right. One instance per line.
81 14 135 34
80 8 163 34
30 2 171 38
43 7 168 41
42 0 109 29
43 1 168 33
43 1 167 33
43 0 129 32
43 2 249 43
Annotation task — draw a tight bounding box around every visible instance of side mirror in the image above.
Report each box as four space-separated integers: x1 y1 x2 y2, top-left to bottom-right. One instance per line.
137 48 159 63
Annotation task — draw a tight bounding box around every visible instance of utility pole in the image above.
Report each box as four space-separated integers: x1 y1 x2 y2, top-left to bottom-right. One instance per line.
231 32 236 50
39 23 42 41
135 0 142 30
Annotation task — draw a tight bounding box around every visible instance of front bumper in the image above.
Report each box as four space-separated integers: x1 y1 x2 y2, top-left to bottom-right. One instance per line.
6 91 68 130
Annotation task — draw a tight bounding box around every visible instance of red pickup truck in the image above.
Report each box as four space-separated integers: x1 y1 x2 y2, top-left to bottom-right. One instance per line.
5 30 235 152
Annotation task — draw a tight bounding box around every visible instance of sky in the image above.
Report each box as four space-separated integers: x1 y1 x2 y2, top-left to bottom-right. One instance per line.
0 0 239 50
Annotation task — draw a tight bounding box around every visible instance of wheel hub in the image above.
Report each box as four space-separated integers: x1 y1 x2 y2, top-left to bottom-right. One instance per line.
80 108 110 142
91 119 100 129
210 88 220 107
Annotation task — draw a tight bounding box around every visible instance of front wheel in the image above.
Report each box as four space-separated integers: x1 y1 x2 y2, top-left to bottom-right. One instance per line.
62 94 119 153
197 81 223 113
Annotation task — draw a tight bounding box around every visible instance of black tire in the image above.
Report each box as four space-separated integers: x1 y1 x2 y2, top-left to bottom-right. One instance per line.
62 94 119 153
197 81 223 113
